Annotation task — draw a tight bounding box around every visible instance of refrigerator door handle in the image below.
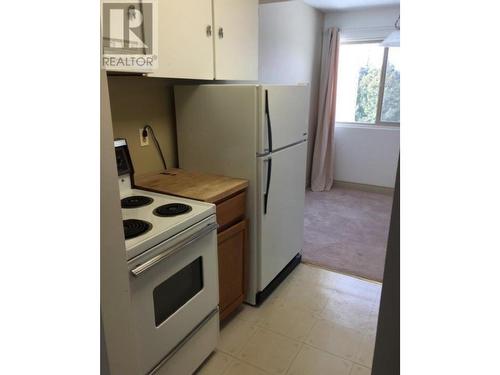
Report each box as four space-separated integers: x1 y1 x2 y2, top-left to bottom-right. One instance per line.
264 157 272 215
265 89 273 153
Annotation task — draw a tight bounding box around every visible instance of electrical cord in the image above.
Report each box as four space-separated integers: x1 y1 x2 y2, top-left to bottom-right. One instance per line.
143 125 167 171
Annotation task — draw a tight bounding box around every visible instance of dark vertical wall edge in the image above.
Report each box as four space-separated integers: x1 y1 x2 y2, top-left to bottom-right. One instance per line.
372 158 400 375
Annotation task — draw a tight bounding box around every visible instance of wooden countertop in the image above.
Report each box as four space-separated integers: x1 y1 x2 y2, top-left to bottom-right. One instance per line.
134 168 248 204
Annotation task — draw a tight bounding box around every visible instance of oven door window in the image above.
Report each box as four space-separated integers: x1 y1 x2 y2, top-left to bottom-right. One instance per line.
153 257 204 327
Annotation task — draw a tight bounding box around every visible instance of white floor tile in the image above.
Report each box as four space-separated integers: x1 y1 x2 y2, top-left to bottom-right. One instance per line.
331 274 382 303
354 334 376 368
217 317 257 356
306 319 363 361
234 304 262 324
257 300 317 341
319 291 375 333
195 351 232 375
237 328 301 375
288 264 339 289
286 345 352 375
196 264 381 375
350 364 372 375
223 359 270 375
279 280 334 313
236 298 282 325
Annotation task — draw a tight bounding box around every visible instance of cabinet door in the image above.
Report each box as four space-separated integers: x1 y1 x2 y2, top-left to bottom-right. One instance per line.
213 0 258 80
217 220 247 320
149 0 214 79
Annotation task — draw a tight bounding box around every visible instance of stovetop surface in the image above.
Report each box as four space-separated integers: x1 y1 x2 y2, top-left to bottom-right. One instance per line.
121 188 215 260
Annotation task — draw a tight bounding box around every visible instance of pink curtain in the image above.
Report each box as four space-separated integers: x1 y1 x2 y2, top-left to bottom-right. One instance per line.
310 28 340 192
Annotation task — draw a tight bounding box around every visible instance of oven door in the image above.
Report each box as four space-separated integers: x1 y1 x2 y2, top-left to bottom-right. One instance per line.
128 215 219 375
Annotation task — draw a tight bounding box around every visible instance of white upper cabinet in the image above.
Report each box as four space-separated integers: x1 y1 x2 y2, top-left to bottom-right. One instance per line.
101 0 258 79
213 0 259 80
149 0 214 79
150 0 258 80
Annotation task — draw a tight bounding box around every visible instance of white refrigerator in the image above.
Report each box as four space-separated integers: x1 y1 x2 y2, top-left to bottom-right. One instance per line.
174 84 309 305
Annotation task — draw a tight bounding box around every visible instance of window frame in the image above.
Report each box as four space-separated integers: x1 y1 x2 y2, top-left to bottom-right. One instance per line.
337 40 400 127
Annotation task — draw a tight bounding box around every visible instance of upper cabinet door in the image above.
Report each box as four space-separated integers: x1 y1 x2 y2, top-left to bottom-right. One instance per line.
149 0 214 79
213 0 258 81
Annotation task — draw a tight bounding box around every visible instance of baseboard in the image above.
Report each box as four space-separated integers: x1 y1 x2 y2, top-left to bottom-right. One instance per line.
333 180 394 196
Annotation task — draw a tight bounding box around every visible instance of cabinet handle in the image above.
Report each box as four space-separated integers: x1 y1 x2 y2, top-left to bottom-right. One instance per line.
218 27 224 39
206 25 212 37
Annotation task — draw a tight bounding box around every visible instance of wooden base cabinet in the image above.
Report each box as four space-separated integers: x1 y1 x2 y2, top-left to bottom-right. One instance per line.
215 190 247 321
217 219 247 321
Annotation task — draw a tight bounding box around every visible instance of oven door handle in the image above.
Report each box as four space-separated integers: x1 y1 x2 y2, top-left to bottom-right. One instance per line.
131 222 218 277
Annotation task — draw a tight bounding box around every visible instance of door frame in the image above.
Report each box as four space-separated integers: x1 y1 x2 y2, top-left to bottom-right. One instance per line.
371 159 400 374
101 69 139 375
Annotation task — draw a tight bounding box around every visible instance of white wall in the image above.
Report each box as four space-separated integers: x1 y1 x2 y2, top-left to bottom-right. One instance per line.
259 0 324 185
334 124 399 187
326 5 400 188
324 5 400 30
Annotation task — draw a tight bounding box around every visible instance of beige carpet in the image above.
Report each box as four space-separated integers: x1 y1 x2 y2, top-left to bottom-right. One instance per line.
303 187 393 282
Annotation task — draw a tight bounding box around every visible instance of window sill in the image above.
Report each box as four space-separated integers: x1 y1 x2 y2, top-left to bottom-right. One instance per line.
335 122 400 130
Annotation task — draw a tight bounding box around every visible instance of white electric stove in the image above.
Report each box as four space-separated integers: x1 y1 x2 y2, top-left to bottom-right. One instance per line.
114 139 220 375
120 185 216 261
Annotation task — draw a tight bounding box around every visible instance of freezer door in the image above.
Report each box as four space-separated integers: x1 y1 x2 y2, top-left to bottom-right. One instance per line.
258 85 310 155
257 142 307 290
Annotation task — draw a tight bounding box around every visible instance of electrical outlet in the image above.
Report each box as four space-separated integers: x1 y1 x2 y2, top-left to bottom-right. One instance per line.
140 128 150 147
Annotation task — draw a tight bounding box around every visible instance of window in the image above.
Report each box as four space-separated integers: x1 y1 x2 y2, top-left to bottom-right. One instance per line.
380 48 400 123
336 42 400 125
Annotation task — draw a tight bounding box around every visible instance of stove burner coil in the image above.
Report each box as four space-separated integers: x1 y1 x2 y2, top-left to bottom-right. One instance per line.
123 219 152 239
153 203 192 217
121 196 154 208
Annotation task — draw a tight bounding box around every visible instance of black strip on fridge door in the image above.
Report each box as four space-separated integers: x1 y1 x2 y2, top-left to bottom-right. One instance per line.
265 90 273 153
264 158 272 215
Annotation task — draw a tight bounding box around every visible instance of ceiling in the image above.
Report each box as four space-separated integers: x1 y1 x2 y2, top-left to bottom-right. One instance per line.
302 0 400 11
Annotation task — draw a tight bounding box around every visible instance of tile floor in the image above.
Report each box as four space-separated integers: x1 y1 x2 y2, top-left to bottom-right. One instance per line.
196 263 381 375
